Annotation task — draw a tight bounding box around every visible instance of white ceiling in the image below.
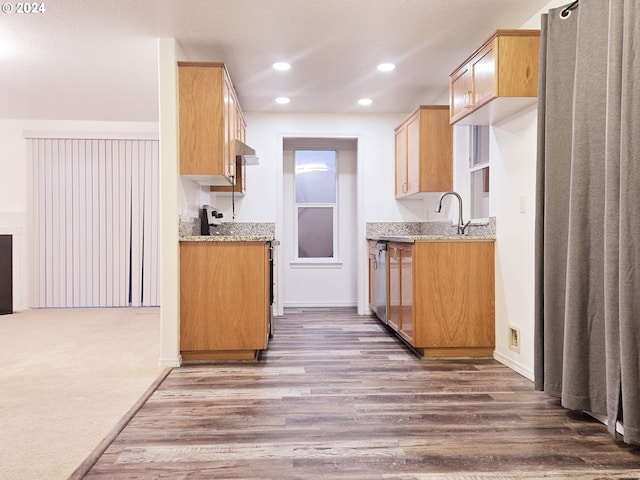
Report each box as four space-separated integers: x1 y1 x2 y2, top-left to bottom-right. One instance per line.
0 0 551 122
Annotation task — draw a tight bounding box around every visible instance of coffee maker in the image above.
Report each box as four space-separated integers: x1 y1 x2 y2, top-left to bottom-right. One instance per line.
200 205 223 235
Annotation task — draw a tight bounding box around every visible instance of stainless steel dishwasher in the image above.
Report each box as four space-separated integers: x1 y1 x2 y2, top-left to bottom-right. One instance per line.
374 242 388 324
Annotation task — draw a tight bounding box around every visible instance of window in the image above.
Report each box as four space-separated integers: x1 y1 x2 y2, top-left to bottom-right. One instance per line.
294 150 337 259
469 125 490 218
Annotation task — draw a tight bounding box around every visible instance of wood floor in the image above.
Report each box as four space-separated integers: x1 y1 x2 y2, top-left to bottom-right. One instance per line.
82 308 640 479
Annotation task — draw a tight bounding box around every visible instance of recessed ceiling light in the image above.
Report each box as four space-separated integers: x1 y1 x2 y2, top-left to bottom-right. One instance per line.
272 62 291 71
358 98 373 106
377 63 396 72
275 97 290 104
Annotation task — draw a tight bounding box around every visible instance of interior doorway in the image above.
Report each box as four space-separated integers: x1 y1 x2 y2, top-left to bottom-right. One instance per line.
281 138 358 307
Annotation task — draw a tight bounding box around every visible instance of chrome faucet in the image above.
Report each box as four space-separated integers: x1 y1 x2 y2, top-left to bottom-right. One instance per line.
435 191 471 235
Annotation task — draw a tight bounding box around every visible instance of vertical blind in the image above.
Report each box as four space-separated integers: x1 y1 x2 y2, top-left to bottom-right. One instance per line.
30 137 160 308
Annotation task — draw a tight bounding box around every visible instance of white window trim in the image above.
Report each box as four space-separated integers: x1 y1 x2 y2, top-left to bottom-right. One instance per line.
293 149 339 262
469 125 490 168
469 125 490 219
289 260 344 269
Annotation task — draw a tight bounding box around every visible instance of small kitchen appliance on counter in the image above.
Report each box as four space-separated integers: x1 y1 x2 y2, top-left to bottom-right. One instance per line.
200 205 224 235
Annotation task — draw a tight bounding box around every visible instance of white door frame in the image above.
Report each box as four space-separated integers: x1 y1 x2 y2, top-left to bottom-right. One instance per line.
275 132 367 316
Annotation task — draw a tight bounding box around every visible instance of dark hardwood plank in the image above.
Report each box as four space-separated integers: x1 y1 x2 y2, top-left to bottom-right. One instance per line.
81 308 640 479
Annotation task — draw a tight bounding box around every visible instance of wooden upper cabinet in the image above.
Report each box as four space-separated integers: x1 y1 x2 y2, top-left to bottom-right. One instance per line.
178 62 246 187
449 30 540 125
394 105 453 199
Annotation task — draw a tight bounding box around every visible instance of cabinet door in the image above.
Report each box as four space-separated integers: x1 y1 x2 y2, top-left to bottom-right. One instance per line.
395 107 452 197
178 65 225 176
413 242 495 349
388 245 401 331
471 42 496 110
450 63 472 123
398 245 414 343
394 126 408 197
406 116 420 196
180 242 269 352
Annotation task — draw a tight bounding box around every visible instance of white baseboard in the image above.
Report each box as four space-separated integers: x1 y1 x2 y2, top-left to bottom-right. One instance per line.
587 411 625 435
282 301 357 308
493 351 534 382
495 354 625 436
158 356 182 367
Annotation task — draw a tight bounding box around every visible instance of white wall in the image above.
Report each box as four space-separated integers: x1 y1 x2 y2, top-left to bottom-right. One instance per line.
488 105 538 379
158 37 186 367
239 112 457 222
232 112 413 222
466 0 566 380
0 119 158 311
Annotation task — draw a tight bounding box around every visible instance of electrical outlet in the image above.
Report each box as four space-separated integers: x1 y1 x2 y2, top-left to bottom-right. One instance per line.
508 325 521 352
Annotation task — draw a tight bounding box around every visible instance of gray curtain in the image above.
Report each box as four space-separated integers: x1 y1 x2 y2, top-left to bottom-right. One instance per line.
535 0 640 446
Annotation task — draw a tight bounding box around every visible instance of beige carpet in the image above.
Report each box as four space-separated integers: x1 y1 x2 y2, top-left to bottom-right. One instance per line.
0 307 166 480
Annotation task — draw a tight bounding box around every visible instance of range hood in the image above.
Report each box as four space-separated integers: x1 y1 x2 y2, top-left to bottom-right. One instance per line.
236 140 259 166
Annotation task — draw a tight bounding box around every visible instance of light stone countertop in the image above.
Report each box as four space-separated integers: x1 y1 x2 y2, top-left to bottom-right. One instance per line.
366 234 495 243
179 235 275 242
366 218 496 243
178 220 276 242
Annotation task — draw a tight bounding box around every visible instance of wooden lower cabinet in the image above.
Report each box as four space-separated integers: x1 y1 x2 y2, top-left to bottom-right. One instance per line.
386 241 495 357
180 241 270 361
